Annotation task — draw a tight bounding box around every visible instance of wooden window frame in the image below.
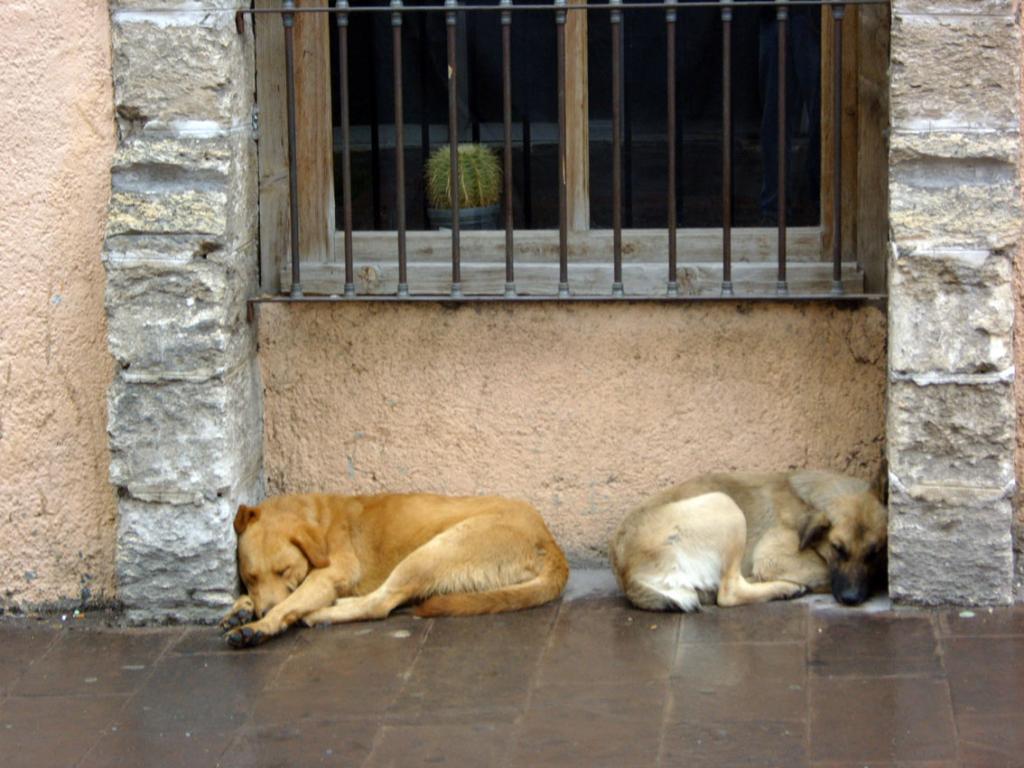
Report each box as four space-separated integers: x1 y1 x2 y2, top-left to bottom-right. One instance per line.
254 1 888 297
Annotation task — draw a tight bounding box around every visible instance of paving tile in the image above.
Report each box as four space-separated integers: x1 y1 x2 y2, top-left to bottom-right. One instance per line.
124 649 288 734
670 642 807 722
222 718 380 768
386 646 536 724
942 636 1024 717
81 726 237 768
535 597 680 685
13 629 175 697
809 613 941 677
810 763 959 767
506 705 663 768
956 714 1024 768
937 606 1024 638
258 616 429 722
660 719 808 767
6 594 1024 767
0 694 129 768
249 686 373 730
676 602 808 645
527 679 669 723
0 622 60 696
420 604 558 653
169 625 311 656
808 676 957 763
365 722 513 768
387 607 556 723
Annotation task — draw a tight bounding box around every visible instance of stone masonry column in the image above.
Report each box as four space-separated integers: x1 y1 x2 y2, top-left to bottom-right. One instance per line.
888 0 1021 603
104 1 263 622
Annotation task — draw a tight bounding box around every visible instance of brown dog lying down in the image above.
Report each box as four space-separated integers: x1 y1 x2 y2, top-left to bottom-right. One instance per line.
610 470 887 611
220 493 568 648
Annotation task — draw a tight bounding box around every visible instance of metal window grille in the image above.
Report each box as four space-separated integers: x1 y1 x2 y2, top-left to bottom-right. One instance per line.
241 0 889 308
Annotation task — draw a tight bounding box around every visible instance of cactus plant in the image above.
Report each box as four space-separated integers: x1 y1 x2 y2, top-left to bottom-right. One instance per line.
425 144 503 210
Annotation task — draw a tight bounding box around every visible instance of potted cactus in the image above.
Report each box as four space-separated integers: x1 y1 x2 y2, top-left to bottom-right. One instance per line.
425 144 502 230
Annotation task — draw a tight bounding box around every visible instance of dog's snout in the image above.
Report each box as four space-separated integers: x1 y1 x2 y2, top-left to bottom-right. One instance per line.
836 587 867 606
831 570 870 606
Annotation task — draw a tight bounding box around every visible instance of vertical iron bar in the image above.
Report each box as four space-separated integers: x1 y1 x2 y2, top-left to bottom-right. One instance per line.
501 0 516 296
446 0 462 296
337 1 355 297
283 0 302 297
556 0 569 297
776 0 788 294
666 0 678 295
720 0 733 296
392 0 409 296
831 3 844 295
419 12 431 226
523 118 533 227
623 52 633 228
468 12 481 143
611 0 624 296
369 22 383 229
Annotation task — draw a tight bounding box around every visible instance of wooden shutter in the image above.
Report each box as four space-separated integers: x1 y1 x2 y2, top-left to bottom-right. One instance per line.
255 0 336 294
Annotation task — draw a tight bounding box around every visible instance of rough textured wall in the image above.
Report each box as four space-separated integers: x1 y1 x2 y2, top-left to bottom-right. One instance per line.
104 1 262 623
888 0 1020 605
1017 15 1024 597
0 0 117 607
1017 229 1023 598
260 303 886 565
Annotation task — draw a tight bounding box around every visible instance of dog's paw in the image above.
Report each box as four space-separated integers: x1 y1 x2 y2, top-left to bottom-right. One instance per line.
784 584 810 600
219 609 254 632
224 624 268 649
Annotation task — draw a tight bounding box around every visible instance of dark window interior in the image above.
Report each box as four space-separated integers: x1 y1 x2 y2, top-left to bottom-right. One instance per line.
332 0 821 231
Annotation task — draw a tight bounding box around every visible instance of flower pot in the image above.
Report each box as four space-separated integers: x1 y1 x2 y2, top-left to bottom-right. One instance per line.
427 205 501 231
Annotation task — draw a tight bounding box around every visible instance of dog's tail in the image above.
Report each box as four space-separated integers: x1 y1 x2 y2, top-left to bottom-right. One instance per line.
413 538 569 618
610 542 705 613
620 576 702 612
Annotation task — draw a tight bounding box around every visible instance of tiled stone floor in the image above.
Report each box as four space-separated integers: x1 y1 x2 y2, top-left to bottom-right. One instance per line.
1 572 1022 768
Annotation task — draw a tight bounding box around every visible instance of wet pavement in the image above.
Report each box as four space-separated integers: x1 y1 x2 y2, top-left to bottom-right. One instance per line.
1 571 1022 768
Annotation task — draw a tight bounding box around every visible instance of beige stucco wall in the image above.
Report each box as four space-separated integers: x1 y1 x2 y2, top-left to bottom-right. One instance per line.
260 303 886 564
0 0 116 607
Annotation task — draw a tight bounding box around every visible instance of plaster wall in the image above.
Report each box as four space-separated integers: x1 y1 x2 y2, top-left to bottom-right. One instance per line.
259 303 886 564
0 1 117 606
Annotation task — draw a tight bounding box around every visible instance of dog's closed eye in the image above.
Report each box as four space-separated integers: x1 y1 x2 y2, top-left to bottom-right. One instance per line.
831 542 848 560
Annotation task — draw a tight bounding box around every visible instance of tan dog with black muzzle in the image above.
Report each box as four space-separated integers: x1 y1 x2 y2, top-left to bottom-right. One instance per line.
220 493 568 648
609 470 887 611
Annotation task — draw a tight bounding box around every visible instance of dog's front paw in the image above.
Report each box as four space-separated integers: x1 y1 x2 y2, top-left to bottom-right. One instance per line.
219 609 254 632
224 623 269 649
784 584 810 600
220 595 256 632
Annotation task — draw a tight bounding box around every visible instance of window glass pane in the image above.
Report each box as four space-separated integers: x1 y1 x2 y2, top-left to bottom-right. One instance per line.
587 1 821 229
333 0 560 231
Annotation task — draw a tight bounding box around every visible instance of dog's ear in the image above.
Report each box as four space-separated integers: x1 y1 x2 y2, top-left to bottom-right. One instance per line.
870 459 889 503
798 511 831 551
789 470 869 512
234 504 260 535
290 523 330 569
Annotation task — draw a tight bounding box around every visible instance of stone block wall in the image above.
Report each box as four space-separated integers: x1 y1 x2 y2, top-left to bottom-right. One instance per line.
104 1 263 622
888 0 1021 604
95 0 1024 619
